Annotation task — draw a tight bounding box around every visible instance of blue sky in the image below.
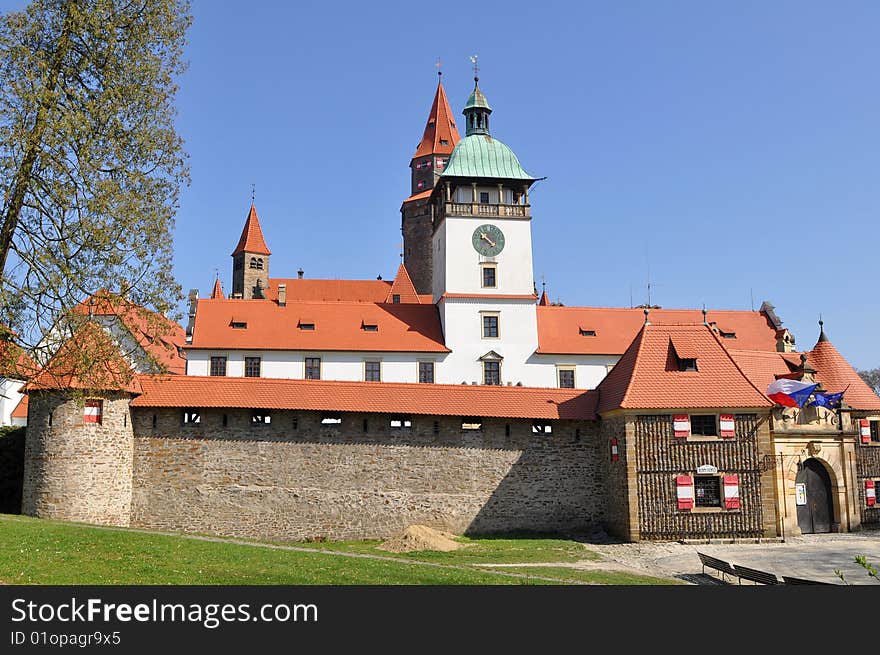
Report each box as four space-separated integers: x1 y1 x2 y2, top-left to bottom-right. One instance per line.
3 1 879 368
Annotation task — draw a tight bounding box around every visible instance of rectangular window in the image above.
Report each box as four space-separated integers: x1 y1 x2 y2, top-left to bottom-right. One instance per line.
183 410 201 425
298 322 315 331
871 421 880 443
365 361 381 382
558 368 575 389
244 357 261 378
678 357 698 372
694 476 722 508
532 422 552 434
209 356 227 377
251 411 271 425
482 314 499 338
481 265 497 288
83 400 102 424
690 414 717 436
321 414 342 425
305 357 321 380
483 361 501 385
462 418 482 431
392 294 401 304
390 416 412 429
231 321 247 329
479 191 490 204
362 323 379 332
418 361 435 383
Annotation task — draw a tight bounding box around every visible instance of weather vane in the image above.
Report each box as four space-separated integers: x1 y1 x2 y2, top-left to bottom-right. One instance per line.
251 183 255 203
435 57 442 77
470 54 479 81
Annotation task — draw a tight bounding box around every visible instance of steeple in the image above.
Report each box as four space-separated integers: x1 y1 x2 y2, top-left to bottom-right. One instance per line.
231 203 270 299
463 75 492 136
412 76 460 162
211 277 224 300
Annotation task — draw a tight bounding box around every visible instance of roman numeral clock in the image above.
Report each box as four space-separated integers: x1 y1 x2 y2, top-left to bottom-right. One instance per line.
472 224 505 257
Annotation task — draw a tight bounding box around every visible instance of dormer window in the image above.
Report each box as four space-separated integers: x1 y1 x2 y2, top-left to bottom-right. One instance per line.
679 358 698 372
579 328 596 337
231 321 247 329
669 336 699 372
392 294 401 304
362 322 379 332
719 331 736 339
440 140 449 146
298 321 315 331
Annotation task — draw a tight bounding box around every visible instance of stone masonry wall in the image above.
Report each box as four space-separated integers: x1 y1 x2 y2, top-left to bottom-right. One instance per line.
130 408 603 542
22 391 134 526
854 412 880 526
599 415 636 541
401 199 433 295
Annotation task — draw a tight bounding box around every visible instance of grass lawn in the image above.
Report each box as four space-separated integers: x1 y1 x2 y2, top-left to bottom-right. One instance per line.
0 515 678 585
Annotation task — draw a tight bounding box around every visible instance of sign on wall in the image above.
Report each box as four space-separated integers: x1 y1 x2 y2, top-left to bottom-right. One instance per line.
795 483 807 506
696 464 718 475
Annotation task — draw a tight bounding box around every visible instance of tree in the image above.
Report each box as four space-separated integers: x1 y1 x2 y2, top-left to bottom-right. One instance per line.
0 0 190 369
858 369 880 395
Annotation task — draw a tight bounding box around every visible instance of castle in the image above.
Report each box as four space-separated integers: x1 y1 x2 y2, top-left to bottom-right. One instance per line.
15 73 880 542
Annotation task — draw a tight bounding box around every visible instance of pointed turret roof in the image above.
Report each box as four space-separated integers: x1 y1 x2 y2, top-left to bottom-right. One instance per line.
412 79 461 160
809 327 880 410
386 263 421 304
231 204 271 256
538 290 550 306
211 278 225 299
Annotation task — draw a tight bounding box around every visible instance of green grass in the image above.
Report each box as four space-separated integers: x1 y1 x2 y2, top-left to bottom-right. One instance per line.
0 516 540 585
296 534 600 565
490 566 682 586
0 515 675 585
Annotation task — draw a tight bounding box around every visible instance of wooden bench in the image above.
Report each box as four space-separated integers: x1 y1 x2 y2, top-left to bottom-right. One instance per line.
782 575 835 586
733 564 779 585
697 552 737 582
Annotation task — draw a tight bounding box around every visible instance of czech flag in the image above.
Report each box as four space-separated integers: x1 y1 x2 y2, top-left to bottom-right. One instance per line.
766 379 818 408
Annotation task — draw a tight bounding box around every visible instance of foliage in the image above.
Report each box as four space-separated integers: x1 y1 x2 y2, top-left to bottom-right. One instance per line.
834 555 879 585
858 368 880 394
0 0 191 369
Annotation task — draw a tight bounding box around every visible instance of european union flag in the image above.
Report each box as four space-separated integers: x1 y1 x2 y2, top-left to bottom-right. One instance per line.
809 391 845 409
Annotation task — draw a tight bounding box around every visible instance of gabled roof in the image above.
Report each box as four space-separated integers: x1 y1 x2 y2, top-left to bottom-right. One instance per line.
26 322 141 394
211 278 224 299
189 299 448 353
10 396 27 419
231 204 271 256
132 375 597 420
595 324 771 414
263 278 392 303
536 306 779 355
412 79 461 160
809 335 880 410
385 264 420 304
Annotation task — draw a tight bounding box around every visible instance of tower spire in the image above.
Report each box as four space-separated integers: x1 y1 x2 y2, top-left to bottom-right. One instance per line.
463 56 492 136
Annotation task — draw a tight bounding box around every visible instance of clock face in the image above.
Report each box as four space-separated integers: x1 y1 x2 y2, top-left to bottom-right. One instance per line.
472 224 505 257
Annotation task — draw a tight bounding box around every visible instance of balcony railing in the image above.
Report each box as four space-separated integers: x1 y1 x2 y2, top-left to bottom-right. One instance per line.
443 202 531 218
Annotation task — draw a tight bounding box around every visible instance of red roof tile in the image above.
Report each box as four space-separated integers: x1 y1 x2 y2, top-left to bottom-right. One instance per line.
190 299 448 352
264 278 392 303
538 290 549 306
809 338 880 410
402 189 433 203
26 322 141 394
385 264 420 304
537 306 779 355
728 349 798 394
10 395 27 419
231 204 271 256
211 278 224 299
73 292 186 375
132 375 597 420
595 324 771 413
413 80 461 159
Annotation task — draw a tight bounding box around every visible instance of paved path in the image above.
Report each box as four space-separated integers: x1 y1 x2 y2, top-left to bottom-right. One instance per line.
588 532 880 585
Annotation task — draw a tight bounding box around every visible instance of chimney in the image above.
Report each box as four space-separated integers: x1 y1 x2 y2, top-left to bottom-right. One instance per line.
185 289 198 342
297 268 304 279
278 283 287 307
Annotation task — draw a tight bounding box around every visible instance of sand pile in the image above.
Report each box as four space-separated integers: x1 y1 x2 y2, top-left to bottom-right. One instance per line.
378 524 463 553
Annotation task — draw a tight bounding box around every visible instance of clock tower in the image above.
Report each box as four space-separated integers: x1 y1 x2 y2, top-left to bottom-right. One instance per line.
429 74 539 385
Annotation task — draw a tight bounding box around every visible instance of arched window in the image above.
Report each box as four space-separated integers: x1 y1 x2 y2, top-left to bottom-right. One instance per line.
249 257 264 270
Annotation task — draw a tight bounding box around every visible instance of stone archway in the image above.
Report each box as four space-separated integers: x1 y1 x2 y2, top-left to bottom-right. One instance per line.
795 458 835 534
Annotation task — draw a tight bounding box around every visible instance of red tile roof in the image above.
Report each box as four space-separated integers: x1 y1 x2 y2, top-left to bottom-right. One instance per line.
26 322 141 394
73 292 186 375
595 324 771 413
189 299 448 352
809 337 880 410
10 396 27 419
538 290 549 306
537 306 779 355
0 339 38 380
211 278 224 299
727 349 799 394
412 80 461 159
385 264 420 304
264 278 392 303
231 204 271 256
402 189 433 203
132 375 597 420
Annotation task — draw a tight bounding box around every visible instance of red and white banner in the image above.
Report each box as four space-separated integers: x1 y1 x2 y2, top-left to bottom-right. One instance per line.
719 414 735 438
723 474 740 509
673 415 690 438
860 419 871 444
610 438 619 462
83 400 102 424
866 480 876 507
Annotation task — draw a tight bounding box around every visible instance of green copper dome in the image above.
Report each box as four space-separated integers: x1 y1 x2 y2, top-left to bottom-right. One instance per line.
464 85 492 112
441 134 535 180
